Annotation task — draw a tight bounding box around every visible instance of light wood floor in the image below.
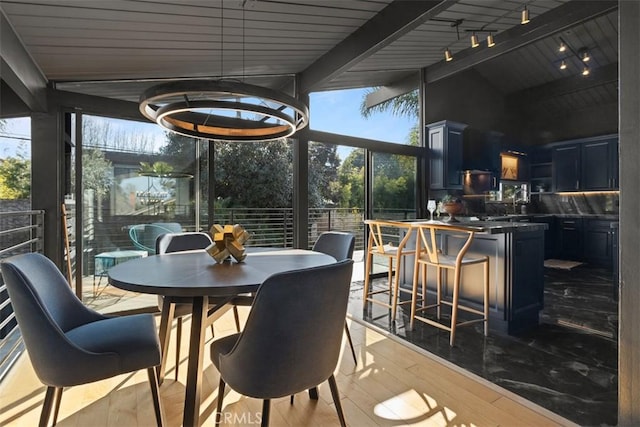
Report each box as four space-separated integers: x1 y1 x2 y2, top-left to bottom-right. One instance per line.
0 307 575 427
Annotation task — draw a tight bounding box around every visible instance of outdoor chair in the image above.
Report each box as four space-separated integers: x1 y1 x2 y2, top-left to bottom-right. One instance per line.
211 260 353 427
0 253 164 427
312 231 358 364
129 222 183 254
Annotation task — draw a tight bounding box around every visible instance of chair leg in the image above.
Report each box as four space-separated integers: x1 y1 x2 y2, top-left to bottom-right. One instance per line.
290 394 295 404
344 322 357 365
308 386 319 400
216 377 226 426
391 256 402 320
261 399 270 427
157 301 176 384
449 267 461 347
39 386 62 427
410 259 420 330
147 367 165 427
51 387 63 426
328 375 347 427
436 267 442 320
233 306 241 332
175 317 182 381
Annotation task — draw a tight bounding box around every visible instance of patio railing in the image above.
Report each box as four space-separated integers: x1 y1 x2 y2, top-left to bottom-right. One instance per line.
0 209 45 381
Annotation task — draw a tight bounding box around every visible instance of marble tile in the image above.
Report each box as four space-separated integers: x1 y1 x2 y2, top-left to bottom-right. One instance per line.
348 265 618 426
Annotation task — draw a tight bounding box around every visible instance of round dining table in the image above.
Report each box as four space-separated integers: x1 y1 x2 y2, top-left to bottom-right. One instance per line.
108 248 335 427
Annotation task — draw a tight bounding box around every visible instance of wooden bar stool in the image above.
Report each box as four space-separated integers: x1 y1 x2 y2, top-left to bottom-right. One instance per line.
363 219 417 320
410 222 489 346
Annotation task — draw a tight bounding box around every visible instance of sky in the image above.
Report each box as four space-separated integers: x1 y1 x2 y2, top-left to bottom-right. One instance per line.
0 88 417 161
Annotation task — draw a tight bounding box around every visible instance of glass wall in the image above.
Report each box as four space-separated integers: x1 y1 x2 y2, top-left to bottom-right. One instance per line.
308 141 365 249
77 115 203 306
371 152 417 220
211 139 293 247
309 88 418 145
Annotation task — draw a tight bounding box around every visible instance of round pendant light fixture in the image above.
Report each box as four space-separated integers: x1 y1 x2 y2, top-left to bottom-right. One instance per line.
139 79 309 142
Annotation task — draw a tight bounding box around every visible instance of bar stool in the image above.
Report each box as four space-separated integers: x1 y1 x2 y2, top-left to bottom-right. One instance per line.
363 219 417 320
410 222 489 346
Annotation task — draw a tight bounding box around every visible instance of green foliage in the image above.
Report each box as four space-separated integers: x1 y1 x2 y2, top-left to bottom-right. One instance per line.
82 149 113 197
359 89 419 119
0 156 30 199
214 141 293 208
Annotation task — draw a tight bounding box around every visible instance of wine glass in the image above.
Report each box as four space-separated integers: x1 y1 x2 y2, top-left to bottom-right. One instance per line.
427 199 437 221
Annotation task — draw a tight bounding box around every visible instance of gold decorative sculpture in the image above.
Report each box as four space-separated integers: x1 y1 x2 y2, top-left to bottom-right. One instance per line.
206 224 251 263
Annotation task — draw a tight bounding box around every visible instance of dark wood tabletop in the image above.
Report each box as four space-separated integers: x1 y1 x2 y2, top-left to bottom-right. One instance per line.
108 248 336 297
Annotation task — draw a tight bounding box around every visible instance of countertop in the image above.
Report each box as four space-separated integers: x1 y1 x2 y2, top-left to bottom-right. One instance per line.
404 219 548 234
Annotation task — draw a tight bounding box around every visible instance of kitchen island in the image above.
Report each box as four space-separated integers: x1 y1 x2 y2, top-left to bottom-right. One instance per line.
397 219 547 335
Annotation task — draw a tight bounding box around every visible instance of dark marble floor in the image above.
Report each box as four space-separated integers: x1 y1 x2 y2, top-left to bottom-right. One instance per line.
348 265 618 427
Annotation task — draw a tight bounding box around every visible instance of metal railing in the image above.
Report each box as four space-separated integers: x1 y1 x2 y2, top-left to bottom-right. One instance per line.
0 209 45 382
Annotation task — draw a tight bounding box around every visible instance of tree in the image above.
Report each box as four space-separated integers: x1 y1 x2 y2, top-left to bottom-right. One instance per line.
308 142 341 207
359 89 419 119
0 156 30 199
214 140 293 208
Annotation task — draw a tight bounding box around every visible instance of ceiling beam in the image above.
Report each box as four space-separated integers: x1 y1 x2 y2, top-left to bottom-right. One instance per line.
364 72 420 110
425 0 618 84
298 0 457 94
509 62 618 107
0 9 47 111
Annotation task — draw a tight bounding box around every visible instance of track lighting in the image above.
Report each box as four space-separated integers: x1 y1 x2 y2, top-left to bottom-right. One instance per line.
582 66 590 76
559 42 566 52
471 33 479 48
444 48 453 62
579 48 591 62
487 33 495 48
560 60 567 70
521 6 530 24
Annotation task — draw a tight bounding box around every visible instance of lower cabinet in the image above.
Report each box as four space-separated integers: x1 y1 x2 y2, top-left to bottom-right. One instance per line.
554 217 617 268
558 218 583 261
584 219 615 267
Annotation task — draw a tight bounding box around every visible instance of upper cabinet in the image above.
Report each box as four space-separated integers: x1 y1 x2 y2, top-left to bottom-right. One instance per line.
551 134 618 192
581 138 618 190
427 121 467 190
553 143 581 191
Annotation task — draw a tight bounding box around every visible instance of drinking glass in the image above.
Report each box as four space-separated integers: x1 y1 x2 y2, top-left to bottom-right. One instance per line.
427 200 437 221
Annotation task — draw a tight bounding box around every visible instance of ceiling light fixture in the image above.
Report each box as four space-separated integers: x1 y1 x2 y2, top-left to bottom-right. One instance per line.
139 80 309 141
555 37 594 78
487 33 495 48
139 0 309 141
470 33 480 48
521 5 530 24
559 41 567 52
444 48 453 61
579 48 591 62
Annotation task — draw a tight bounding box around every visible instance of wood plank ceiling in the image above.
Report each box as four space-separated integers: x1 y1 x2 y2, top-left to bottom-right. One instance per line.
0 0 618 117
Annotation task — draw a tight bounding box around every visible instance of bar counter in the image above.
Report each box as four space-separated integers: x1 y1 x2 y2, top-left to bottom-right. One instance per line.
397 218 548 335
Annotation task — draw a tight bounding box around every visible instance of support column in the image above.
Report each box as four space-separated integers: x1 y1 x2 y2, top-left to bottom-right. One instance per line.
618 1 640 425
31 110 64 266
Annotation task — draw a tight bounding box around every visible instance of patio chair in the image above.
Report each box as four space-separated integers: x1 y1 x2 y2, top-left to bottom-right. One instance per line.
129 222 183 254
211 259 353 427
1 253 164 427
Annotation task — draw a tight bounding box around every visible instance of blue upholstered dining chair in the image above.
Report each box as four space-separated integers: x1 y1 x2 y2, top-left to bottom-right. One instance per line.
1 253 164 427
155 232 243 382
312 231 358 364
210 259 353 427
